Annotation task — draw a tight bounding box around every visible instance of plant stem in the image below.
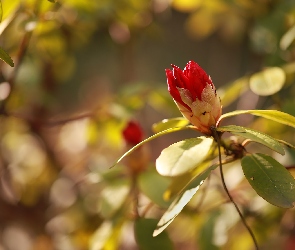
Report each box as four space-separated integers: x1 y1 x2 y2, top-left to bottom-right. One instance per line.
211 126 259 250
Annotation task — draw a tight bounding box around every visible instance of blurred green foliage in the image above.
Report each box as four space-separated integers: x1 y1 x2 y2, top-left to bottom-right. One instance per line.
0 0 295 249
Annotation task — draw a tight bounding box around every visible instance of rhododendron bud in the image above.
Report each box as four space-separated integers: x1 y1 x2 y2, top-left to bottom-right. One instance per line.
122 120 144 146
122 120 149 174
166 60 222 135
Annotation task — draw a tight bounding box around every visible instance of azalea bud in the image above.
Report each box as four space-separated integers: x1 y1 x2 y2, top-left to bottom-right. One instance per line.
122 120 144 146
166 60 222 135
122 120 149 174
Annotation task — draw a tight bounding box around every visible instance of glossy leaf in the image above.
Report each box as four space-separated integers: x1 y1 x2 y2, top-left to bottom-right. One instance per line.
156 137 214 176
153 164 217 236
152 117 189 133
218 110 295 129
135 218 174 250
249 67 285 96
0 46 14 67
217 125 285 155
111 126 194 168
138 169 171 208
241 153 295 208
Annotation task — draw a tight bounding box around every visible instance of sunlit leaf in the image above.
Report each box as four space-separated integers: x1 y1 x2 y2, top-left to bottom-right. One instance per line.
218 76 248 107
0 46 14 67
99 181 130 218
164 159 217 201
1 0 19 21
249 67 285 96
218 110 295 129
135 218 174 250
277 139 295 150
164 173 193 201
185 9 218 39
172 0 202 12
111 126 195 168
156 137 214 176
241 153 295 208
0 0 2 22
138 169 171 208
280 25 295 50
152 117 189 133
217 125 285 155
153 164 217 236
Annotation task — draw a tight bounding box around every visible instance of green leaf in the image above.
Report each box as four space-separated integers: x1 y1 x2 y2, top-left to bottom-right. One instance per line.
0 47 14 67
111 126 194 168
0 0 2 22
99 180 130 218
138 169 171 208
218 110 295 129
249 67 285 96
164 172 194 201
156 137 214 176
217 125 285 155
277 139 295 150
218 76 248 108
135 218 174 250
280 25 295 50
153 164 217 237
241 153 295 208
152 117 189 133
199 210 220 250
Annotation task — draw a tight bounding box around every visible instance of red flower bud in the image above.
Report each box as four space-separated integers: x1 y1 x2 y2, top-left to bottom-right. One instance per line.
166 60 222 135
122 120 144 145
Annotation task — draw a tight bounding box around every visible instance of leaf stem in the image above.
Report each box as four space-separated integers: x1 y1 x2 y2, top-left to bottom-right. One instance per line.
211 126 259 250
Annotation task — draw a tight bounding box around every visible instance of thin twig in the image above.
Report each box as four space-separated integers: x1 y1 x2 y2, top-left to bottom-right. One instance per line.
5 111 94 126
211 126 259 250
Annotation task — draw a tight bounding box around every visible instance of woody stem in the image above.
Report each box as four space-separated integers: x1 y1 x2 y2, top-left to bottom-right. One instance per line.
210 126 259 250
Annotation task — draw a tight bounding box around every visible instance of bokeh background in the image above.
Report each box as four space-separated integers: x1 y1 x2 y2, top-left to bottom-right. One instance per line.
1 0 295 249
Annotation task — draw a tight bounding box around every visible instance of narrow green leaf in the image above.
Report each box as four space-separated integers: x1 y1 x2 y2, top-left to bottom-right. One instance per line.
164 159 220 201
0 0 2 23
111 126 194 168
152 117 189 133
138 169 171 208
241 153 295 208
280 25 295 50
0 46 14 67
217 125 285 155
249 67 285 96
153 164 217 237
135 218 174 250
156 137 214 176
277 139 295 150
218 76 248 108
218 110 295 129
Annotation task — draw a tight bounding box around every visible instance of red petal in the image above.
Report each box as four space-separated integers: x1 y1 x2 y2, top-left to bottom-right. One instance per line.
166 68 191 111
122 121 144 145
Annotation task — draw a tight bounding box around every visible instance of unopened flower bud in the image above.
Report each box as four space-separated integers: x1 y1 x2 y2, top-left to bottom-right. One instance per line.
166 60 222 135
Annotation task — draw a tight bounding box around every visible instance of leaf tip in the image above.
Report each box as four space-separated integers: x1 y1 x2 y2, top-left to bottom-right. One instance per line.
152 229 160 237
